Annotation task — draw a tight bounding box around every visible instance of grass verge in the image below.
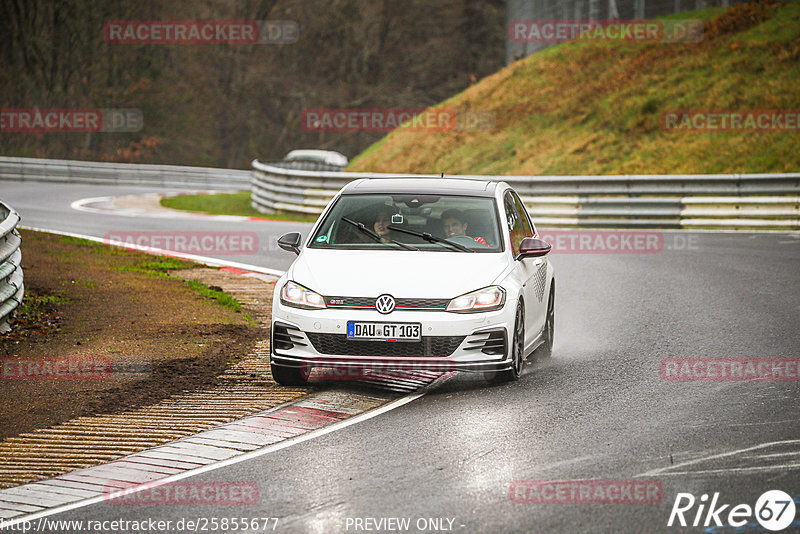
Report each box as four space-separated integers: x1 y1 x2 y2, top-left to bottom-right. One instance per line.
161 191 318 222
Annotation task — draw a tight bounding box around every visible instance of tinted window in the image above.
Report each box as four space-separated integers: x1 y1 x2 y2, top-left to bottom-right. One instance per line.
513 192 534 239
504 191 526 256
309 194 503 252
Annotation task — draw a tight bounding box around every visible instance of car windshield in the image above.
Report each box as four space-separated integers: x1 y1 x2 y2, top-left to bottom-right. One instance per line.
309 194 503 252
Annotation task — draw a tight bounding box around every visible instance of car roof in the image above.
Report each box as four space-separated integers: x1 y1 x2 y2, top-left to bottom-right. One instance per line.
284 149 348 166
342 178 502 197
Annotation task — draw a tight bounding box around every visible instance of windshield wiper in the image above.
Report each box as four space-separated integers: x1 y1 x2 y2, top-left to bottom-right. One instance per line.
341 217 418 251
387 225 474 252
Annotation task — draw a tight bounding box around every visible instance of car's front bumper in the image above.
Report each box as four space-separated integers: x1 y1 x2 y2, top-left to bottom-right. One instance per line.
270 302 514 373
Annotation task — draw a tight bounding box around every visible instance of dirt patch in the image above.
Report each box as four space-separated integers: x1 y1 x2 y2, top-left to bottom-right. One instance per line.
0 230 265 440
703 0 782 40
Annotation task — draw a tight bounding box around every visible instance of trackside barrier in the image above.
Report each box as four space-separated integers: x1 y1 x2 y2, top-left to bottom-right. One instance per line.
250 160 800 230
0 156 250 189
0 200 24 333
1 157 796 230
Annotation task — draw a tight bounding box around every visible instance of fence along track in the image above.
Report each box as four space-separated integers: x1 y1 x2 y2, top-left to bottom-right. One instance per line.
1 157 796 230
250 160 800 230
0 156 249 190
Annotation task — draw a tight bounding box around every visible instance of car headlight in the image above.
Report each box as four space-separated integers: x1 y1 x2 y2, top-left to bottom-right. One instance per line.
280 281 327 309
446 286 506 313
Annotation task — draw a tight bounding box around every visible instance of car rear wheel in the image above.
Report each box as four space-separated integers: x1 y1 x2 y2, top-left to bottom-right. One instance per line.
271 361 311 386
487 302 524 383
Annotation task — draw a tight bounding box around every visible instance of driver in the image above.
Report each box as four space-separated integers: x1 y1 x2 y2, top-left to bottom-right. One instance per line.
441 209 487 246
372 205 396 243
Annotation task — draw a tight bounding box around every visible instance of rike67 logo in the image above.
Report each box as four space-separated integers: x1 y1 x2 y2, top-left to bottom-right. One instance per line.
668 490 797 531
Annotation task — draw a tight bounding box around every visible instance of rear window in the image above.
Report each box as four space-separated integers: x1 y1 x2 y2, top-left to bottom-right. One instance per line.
309 194 503 252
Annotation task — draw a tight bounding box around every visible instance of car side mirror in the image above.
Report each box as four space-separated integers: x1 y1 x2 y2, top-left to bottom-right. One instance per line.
517 237 551 259
278 232 302 255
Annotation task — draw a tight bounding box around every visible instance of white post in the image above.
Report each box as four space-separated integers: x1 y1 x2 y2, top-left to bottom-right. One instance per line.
609 0 620 19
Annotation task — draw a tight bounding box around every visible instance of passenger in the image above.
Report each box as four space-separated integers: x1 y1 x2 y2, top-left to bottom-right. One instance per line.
441 209 487 246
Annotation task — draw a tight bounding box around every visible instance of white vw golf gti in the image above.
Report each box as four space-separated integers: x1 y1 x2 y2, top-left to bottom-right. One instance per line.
270 178 555 385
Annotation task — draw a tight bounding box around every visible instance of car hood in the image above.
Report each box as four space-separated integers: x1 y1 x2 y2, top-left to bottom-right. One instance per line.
289 248 509 298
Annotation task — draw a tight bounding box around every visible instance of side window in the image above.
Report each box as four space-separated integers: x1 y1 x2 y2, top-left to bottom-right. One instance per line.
504 192 525 256
512 192 534 239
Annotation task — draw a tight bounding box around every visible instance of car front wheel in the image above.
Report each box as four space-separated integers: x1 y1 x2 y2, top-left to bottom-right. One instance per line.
271 361 311 386
535 284 555 359
487 302 524 383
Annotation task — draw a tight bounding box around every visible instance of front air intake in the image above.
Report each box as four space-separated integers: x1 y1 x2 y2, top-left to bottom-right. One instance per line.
272 322 306 351
464 328 507 356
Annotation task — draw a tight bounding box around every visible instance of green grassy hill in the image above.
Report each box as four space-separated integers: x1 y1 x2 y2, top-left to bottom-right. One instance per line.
349 0 800 175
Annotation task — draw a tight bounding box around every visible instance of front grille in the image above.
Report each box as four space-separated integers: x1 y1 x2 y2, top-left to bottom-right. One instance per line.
326 296 373 307
306 333 464 357
324 296 450 310
395 298 449 309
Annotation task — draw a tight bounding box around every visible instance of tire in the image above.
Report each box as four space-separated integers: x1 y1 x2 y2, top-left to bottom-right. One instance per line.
487 302 524 383
271 361 311 386
535 284 555 359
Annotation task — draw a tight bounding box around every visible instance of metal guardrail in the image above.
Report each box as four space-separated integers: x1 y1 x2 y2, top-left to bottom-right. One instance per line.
0 201 24 333
0 156 250 189
251 160 800 230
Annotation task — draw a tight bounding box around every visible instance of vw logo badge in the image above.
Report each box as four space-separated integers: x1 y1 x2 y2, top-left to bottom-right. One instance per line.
375 294 396 314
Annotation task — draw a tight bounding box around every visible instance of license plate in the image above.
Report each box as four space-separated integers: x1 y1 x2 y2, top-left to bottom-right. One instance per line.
346 322 421 341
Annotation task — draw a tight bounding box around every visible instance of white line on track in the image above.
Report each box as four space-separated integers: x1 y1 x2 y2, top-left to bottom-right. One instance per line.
750 451 800 460
636 439 800 478
648 463 800 477
70 193 252 221
69 195 116 213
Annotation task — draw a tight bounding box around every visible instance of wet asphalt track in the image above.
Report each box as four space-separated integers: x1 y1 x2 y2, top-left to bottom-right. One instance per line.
2 181 799 533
